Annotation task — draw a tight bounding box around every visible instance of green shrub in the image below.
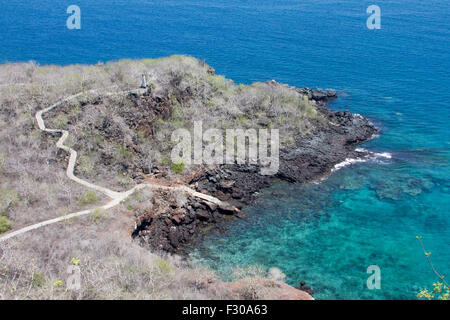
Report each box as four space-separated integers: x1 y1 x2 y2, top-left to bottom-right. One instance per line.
238 84 249 92
141 58 157 66
0 153 5 172
206 100 215 108
0 188 19 215
117 173 134 188
416 236 449 300
161 156 170 165
171 105 183 121
53 114 69 127
31 273 45 288
69 105 82 116
210 75 232 92
77 191 99 206
237 115 250 123
171 159 185 174
418 282 449 300
78 155 94 175
0 216 12 233
91 207 107 223
115 145 132 160
153 258 173 274
53 280 64 287
169 94 179 105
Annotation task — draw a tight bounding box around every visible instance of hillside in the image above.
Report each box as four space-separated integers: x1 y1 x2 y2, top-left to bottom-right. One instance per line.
0 55 376 299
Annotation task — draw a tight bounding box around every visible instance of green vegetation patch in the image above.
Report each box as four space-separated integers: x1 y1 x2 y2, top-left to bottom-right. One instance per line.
77 191 99 206
153 258 174 275
0 216 13 233
0 153 5 173
91 207 107 223
0 188 19 215
31 273 46 288
209 75 234 93
418 282 449 300
53 113 69 128
170 158 185 174
115 145 132 160
77 155 95 175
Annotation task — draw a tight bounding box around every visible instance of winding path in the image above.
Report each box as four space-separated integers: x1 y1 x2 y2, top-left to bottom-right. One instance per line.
0 87 227 243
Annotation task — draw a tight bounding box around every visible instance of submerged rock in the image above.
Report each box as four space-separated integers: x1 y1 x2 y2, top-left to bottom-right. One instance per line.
371 175 434 201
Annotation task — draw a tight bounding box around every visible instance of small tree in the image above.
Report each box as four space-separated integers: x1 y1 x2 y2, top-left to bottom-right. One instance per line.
416 236 449 300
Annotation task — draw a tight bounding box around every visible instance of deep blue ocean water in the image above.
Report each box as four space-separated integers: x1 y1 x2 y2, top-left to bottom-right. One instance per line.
1 0 449 299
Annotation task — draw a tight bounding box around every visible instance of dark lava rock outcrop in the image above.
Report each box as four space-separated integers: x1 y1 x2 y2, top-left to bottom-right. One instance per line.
133 89 378 254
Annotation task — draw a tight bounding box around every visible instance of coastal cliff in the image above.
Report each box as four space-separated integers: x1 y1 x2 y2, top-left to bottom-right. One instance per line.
123 62 377 253
0 56 376 299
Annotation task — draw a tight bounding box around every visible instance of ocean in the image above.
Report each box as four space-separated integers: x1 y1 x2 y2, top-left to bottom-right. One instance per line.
1 0 449 299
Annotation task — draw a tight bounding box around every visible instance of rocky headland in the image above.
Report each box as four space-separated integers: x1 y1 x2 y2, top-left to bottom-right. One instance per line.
0 56 378 300
130 86 377 254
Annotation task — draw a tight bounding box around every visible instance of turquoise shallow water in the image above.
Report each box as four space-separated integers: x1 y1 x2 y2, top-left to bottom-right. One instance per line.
189 157 450 299
1 0 449 299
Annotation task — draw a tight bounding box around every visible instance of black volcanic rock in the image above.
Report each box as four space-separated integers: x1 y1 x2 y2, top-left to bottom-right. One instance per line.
134 85 378 254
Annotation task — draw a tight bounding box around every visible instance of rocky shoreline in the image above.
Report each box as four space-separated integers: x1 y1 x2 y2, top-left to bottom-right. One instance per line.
133 88 378 254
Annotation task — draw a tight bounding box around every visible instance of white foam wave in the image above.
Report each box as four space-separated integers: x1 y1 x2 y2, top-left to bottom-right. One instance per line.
332 158 367 172
374 152 392 159
332 150 393 172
